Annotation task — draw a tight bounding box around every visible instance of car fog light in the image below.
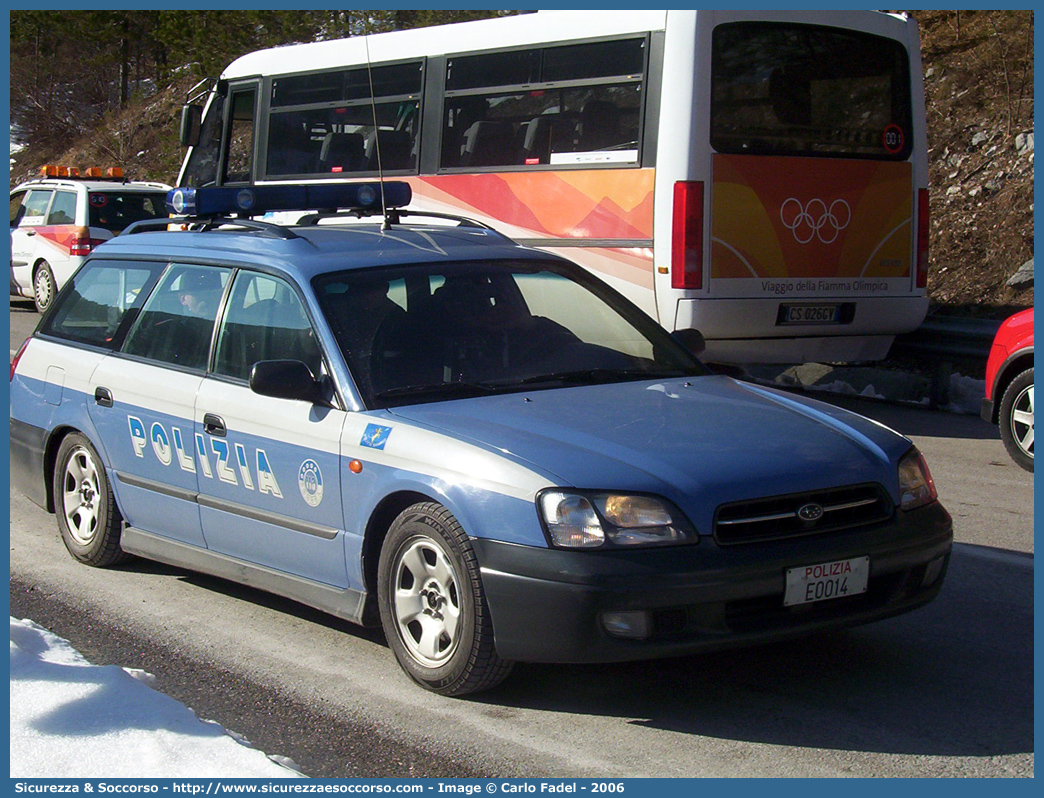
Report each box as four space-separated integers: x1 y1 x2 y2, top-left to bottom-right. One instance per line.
602 611 651 640
922 555 946 587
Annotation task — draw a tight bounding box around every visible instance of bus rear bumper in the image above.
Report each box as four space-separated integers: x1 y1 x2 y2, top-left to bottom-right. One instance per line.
675 295 928 364
703 334 895 364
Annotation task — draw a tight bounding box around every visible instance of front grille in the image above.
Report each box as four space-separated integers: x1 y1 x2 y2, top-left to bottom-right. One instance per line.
714 483 892 545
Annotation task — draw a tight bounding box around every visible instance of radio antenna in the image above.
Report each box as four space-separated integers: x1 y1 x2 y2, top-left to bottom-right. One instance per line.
362 23 390 229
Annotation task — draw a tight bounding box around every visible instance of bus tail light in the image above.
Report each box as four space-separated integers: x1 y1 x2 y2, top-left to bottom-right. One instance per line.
671 181 704 290
916 188 930 289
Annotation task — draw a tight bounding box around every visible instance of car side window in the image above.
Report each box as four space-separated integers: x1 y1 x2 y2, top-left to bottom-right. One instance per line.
39 259 165 349
46 191 78 226
214 271 322 382
122 264 231 371
10 191 27 227
21 189 53 224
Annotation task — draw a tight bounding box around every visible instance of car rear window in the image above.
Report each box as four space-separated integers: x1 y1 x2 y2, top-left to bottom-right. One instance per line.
88 192 169 232
40 259 165 349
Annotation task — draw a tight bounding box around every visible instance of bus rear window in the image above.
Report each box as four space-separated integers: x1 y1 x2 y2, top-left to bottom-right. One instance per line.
710 22 913 160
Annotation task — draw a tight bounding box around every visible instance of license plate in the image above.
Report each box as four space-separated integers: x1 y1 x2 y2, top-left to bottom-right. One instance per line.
784 556 869 606
778 303 841 325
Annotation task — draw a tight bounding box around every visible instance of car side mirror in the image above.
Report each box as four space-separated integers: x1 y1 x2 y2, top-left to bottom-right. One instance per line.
180 104 203 148
671 328 706 357
249 359 325 405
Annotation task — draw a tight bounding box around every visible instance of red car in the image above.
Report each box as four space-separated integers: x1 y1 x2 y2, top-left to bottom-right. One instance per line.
982 308 1034 471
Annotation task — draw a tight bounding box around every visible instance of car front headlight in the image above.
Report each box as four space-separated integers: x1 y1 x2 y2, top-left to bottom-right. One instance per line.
538 490 696 549
898 447 938 511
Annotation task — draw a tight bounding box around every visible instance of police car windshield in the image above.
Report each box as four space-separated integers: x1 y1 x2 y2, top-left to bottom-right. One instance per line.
313 259 706 408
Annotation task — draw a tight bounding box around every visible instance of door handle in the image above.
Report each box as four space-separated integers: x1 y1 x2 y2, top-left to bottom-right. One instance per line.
25 230 36 236
94 387 113 408
203 413 226 437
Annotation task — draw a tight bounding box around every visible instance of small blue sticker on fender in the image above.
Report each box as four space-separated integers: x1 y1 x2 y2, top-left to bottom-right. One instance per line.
361 424 392 450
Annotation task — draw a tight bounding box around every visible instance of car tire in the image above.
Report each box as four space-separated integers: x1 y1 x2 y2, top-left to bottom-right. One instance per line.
377 502 513 696
33 261 56 313
53 432 131 567
999 367 1033 472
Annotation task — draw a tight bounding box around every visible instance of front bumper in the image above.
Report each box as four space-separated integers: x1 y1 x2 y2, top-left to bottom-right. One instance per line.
474 501 952 663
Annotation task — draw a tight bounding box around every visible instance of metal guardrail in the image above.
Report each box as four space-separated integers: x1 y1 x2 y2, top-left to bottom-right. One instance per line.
889 314 1002 407
890 314 1001 362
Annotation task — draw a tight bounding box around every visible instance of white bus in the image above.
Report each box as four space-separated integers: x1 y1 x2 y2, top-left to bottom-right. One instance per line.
178 9 930 363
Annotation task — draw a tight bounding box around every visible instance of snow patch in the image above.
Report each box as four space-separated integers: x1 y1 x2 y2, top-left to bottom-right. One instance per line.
10 617 305 779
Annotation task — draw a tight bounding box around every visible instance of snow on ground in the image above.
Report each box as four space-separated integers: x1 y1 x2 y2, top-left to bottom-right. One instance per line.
807 380 887 401
809 371 985 414
943 372 988 415
10 617 303 779
11 124 25 166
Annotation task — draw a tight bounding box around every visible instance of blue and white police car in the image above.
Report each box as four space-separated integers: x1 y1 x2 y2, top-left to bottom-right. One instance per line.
9 182 952 696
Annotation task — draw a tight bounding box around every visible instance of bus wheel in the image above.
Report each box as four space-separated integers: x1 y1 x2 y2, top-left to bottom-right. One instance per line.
33 262 56 313
377 502 512 696
999 368 1034 472
54 433 130 567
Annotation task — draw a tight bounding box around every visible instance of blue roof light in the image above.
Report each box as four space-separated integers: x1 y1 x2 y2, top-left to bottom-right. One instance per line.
165 181 412 218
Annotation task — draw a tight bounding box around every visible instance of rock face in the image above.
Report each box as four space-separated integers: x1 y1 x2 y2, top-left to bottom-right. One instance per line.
1007 259 1034 290
919 10 1034 314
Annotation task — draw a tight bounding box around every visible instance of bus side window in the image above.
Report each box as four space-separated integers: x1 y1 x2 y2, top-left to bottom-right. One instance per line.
576 100 619 152
440 37 645 171
460 121 514 167
224 89 257 184
319 131 366 173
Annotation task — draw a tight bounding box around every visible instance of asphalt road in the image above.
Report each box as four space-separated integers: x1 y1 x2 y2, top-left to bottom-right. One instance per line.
8 299 1034 778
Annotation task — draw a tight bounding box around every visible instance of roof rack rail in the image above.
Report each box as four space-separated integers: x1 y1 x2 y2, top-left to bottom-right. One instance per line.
122 217 300 240
297 208 498 231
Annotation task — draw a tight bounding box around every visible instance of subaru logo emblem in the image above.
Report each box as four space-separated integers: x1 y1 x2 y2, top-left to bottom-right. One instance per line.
797 503 825 522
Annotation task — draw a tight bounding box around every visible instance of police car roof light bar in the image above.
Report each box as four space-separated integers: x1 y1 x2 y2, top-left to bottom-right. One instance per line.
166 181 412 219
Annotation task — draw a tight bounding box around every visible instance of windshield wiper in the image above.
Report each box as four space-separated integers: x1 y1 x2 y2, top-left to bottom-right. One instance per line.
375 381 498 401
377 369 698 402
485 368 692 388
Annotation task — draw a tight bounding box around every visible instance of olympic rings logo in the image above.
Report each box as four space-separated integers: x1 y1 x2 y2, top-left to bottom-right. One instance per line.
780 198 851 245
